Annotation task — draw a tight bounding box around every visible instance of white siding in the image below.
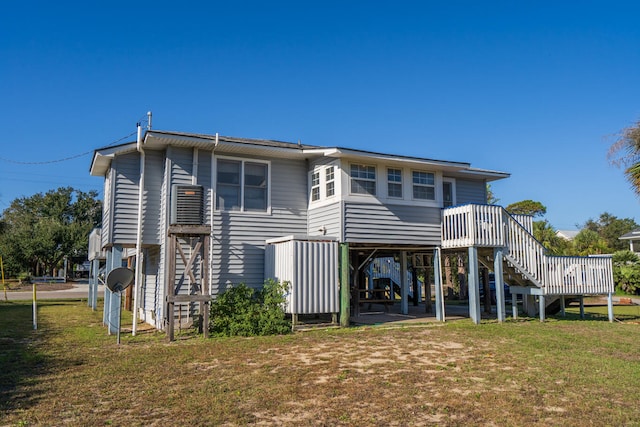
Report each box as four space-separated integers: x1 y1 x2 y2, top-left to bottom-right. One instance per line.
142 150 164 245
101 169 113 249
455 179 487 205
211 157 308 295
308 201 342 239
140 246 162 328
112 153 140 246
344 202 441 245
196 150 213 225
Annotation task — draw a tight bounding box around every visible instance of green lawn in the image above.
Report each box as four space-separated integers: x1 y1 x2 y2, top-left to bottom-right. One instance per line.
1 300 639 426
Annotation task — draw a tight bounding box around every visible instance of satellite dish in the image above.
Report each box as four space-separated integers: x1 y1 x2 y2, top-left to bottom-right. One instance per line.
106 267 134 293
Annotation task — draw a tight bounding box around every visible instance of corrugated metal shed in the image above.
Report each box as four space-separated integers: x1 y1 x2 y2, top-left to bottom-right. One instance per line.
265 235 339 315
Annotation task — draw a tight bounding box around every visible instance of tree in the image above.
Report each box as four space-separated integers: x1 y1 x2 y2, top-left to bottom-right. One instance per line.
533 220 570 255
612 250 640 295
582 212 638 252
505 200 547 218
0 187 101 277
608 118 640 195
572 229 609 255
486 184 499 205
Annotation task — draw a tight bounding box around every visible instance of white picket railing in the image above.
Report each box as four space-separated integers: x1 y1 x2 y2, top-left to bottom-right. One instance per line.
441 204 614 295
370 257 421 290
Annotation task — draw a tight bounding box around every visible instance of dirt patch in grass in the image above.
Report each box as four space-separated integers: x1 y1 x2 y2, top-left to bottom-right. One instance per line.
1 301 640 426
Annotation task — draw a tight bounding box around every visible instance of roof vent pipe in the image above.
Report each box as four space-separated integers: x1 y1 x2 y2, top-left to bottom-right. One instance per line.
147 111 152 130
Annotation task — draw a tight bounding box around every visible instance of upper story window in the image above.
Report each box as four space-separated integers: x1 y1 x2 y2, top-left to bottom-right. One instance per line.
412 171 435 200
387 168 402 198
311 171 320 201
326 166 335 197
216 159 269 212
350 164 376 195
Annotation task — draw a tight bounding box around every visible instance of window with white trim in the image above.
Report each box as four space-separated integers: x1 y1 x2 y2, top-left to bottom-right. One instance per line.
350 164 376 195
387 168 402 198
325 166 335 197
216 159 268 211
412 171 435 200
311 171 320 201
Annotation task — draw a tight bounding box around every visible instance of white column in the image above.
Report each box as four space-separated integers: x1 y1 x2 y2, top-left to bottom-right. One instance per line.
607 292 614 322
434 248 445 322
468 247 480 325
493 248 506 322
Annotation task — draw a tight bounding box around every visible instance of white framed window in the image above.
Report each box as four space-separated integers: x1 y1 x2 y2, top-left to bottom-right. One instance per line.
350 164 376 195
387 168 402 198
326 166 335 197
216 158 269 212
311 171 320 201
412 171 435 200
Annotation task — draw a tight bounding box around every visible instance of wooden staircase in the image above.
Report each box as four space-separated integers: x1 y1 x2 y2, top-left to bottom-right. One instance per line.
442 204 614 320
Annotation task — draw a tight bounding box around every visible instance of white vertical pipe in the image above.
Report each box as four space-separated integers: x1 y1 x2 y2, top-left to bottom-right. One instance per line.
133 123 145 336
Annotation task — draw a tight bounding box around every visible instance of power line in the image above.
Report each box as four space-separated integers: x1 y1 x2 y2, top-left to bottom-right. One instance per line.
0 130 137 165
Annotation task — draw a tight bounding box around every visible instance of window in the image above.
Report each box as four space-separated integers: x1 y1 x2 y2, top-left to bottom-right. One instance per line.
244 162 267 211
350 164 376 195
311 171 320 201
387 168 402 198
216 159 268 211
217 159 241 210
326 166 335 197
412 171 435 200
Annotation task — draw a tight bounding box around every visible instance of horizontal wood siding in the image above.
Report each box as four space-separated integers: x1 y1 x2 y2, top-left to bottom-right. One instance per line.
344 202 441 245
169 146 194 187
271 158 308 214
211 157 308 295
112 153 140 245
455 178 487 205
142 150 164 245
101 168 113 248
196 150 213 225
157 155 170 327
141 246 163 329
308 201 342 239
212 212 307 294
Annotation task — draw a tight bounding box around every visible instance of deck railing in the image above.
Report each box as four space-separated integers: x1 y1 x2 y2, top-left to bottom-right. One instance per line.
442 204 613 294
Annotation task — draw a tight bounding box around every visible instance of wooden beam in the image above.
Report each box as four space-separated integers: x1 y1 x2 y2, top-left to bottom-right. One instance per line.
468 246 480 325
167 294 212 303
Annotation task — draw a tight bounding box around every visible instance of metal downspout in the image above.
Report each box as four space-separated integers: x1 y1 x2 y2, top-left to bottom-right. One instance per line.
132 116 149 335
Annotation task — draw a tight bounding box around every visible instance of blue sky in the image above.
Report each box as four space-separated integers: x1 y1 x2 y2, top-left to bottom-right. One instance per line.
1 1 639 230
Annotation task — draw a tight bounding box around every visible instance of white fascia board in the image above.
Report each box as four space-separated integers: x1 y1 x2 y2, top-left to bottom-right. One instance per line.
456 168 511 182
89 142 137 176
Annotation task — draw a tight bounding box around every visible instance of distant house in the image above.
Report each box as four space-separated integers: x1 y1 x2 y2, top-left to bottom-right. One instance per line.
89 127 616 333
556 230 580 241
619 228 640 253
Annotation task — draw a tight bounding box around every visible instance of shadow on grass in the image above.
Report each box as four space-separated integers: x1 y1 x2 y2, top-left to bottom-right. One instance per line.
0 301 83 415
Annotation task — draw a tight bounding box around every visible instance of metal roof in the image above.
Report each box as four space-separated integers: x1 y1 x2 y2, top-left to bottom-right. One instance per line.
619 228 640 240
89 129 510 181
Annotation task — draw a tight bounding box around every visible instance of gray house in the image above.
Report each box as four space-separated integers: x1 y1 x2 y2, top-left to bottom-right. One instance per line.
90 127 615 335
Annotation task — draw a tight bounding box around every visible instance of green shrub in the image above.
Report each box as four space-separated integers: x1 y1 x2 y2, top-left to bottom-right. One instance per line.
209 279 291 337
612 250 640 295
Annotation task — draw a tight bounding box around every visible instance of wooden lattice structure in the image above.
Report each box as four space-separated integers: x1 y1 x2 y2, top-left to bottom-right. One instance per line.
166 225 211 341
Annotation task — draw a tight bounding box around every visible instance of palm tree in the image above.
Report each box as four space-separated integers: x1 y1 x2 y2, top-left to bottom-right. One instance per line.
609 119 640 195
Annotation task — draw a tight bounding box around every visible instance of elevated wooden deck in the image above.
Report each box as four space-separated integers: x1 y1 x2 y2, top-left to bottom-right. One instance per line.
441 204 614 322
